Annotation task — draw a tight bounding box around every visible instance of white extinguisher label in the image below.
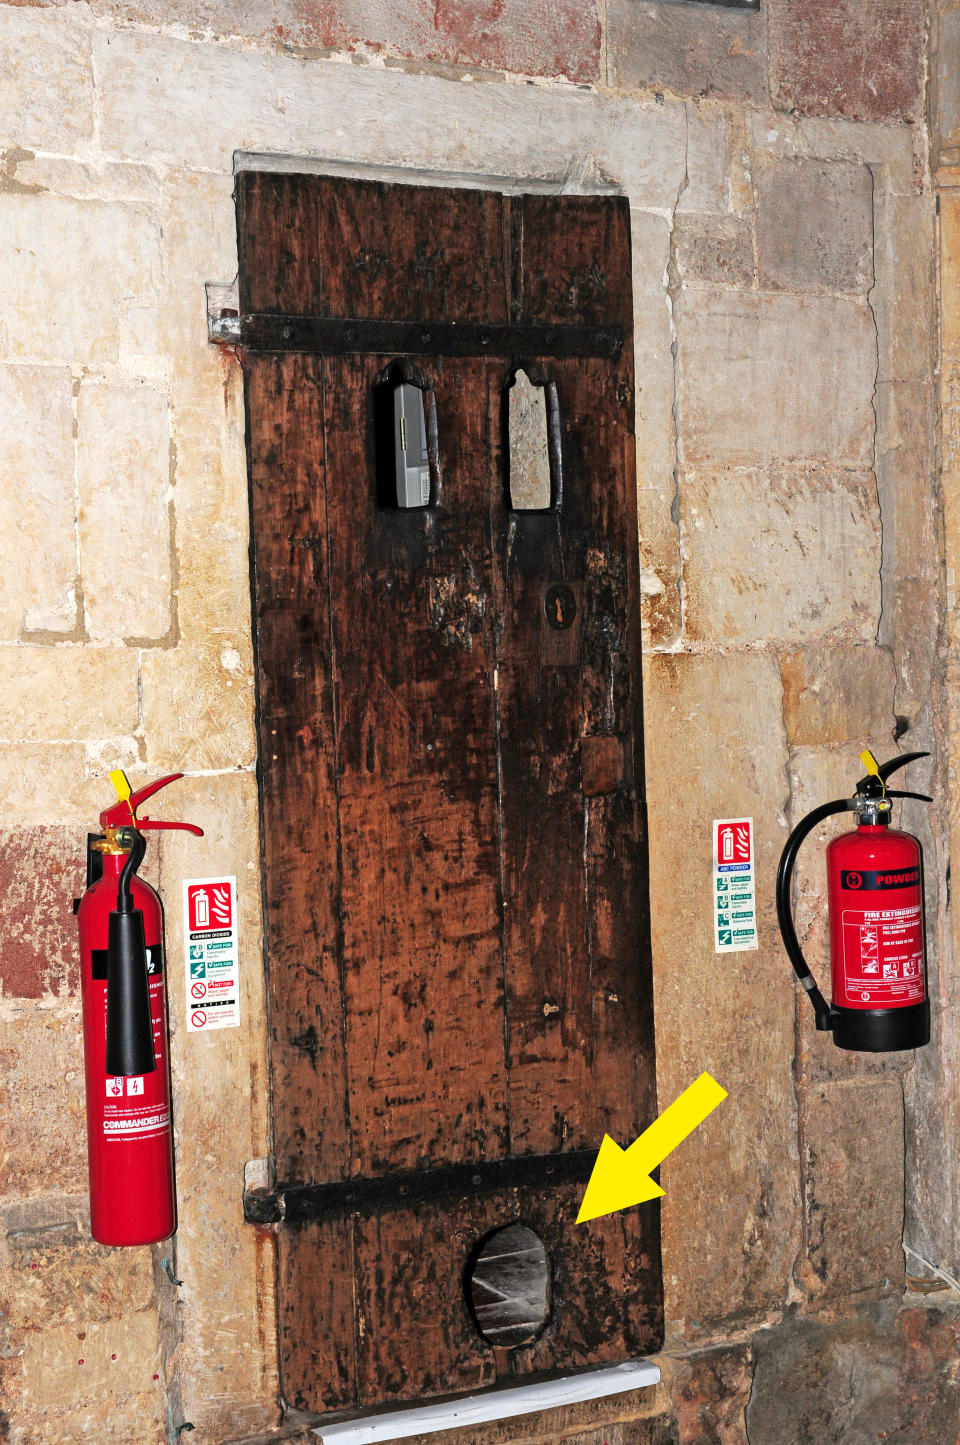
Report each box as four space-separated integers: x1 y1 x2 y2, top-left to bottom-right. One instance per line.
839 904 925 1006
183 876 241 1032
713 818 758 953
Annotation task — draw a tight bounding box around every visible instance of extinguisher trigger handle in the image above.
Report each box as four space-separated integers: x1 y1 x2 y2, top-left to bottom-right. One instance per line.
137 820 205 837
874 751 930 783
126 773 185 809
885 789 933 804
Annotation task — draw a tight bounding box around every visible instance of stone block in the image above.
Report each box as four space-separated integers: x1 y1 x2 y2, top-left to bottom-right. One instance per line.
677 105 729 215
756 159 873 294
0 193 161 365
674 214 753 290
20 1309 161 1412
140 641 256 773
0 828 83 999
0 645 139 740
89 0 275 42
0 7 93 153
632 210 680 650
154 169 239 386
0 1359 19 1443
6 154 162 207
644 652 799 1329
275 0 602 82
935 8 960 157
769 0 925 123
890 577 941 728
77 382 172 643
95 32 687 205
803 1080 905 1297
12 1392 167 1445
0 365 77 639
669 1342 752 1444
746 112 918 198
942 189 960 361
2 1210 154 1338
747 1301 960 1444
681 468 880 646
876 380 938 586
780 645 896 747
0 742 112 828
607 0 766 103
678 292 876 468
874 193 937 385
0 1014 87 1198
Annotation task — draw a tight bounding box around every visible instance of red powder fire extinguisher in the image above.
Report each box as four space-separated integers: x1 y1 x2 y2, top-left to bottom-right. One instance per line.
75 770 202 1246
777 749 931 1052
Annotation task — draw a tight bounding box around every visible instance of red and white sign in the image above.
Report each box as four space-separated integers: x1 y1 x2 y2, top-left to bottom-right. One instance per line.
713 816 758 954
187 881 233 932
183 875 240 1033
716 820 751 866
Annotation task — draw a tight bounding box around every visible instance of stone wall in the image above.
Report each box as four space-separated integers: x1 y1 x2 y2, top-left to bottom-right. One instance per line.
0 2 947 1443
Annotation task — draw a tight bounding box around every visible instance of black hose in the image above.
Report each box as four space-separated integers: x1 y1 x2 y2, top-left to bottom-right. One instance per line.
117 827 146 913
775 798 852 1031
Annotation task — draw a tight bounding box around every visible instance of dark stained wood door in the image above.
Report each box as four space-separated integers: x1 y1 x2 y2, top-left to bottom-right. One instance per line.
238 171 661 1415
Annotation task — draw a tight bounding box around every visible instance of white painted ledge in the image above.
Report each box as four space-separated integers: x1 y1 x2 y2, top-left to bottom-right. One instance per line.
312 1360 660 1443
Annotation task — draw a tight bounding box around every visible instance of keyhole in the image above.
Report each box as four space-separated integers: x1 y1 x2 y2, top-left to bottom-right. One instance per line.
544 583 577 631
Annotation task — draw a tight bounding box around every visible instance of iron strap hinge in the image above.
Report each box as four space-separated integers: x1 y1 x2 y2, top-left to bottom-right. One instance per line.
244 1147 602 1226
237 314 624 362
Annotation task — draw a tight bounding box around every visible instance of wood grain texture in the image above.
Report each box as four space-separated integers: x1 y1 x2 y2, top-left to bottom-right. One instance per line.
246 353 350 1188
323 353 508 1177
241 172 660 1413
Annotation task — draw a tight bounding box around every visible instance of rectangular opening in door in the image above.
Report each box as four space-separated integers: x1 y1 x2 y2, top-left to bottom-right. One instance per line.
238 170 662 1417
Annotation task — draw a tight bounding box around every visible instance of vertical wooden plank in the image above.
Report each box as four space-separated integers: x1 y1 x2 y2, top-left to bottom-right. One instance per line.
246 353 351 1188
512 194 635 330
490 484 595 1155
353 1204 497 1404
494 195 656 1159
277 1220 357 1409
323 353 509 1178
566 353 657 1151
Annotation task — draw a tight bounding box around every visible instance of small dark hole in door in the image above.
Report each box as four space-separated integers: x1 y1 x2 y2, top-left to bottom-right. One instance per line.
504 367 562 512
374 365 439 509
465 1223 551 1347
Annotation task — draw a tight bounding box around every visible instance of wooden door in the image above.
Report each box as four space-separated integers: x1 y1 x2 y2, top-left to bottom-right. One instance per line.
238 171 661 1415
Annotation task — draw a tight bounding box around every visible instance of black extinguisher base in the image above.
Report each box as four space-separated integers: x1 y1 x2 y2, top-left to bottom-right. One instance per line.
832 1001 930 1053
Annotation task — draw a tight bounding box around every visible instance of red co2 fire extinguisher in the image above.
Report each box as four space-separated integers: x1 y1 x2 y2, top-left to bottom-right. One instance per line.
777 749 931 1052
75 770 202 1245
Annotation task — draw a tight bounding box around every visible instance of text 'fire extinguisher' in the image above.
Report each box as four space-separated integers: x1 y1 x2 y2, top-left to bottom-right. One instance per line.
74 770 202 1246
777 749 931 1053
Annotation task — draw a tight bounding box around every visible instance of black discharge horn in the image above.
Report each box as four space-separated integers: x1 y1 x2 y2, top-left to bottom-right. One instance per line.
104 827 157 1078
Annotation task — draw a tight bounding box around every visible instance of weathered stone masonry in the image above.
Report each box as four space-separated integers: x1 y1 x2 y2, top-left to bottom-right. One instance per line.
0 1 955 1442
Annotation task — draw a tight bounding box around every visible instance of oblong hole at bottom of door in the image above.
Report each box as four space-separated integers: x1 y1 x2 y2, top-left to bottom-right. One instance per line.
466 1223 551 1347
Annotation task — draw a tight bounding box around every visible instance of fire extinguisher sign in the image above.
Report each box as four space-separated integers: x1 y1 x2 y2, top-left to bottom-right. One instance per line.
183 876 240 1032
713 818 758 954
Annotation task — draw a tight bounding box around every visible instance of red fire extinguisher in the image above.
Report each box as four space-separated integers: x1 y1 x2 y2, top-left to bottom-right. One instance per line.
777 749 931 1052
75 770 202 1245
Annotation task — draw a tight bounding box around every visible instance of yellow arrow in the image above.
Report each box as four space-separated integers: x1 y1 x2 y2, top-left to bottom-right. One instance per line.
577 1072 727 1223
